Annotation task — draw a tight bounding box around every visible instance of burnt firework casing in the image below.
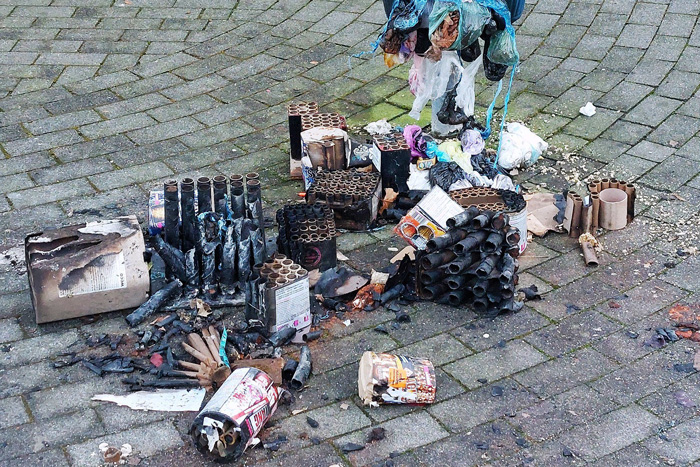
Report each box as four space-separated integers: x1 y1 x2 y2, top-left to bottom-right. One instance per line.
373 133 411 194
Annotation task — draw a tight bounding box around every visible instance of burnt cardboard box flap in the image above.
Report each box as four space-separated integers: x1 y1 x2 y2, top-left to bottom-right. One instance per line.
25 216 150 324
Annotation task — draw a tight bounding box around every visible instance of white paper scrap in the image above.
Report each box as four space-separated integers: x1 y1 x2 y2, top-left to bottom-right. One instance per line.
92 388 206 412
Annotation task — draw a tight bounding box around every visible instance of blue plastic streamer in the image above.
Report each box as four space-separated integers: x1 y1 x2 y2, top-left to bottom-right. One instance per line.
219 327 230 368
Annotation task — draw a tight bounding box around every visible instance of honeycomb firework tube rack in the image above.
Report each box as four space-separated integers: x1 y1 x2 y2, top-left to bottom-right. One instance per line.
276 203 338 272
287 101 320 179
373 132 411 193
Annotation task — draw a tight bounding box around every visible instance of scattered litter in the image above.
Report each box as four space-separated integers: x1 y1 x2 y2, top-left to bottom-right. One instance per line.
92 388 206 412
491 385 504 397
579 102 596 117
306 416 319 428
565 304 581 314
367 427 386 443
374 324 390 334
625 330 639 339
337 251 350 261
673 363 695 373
340 403 349 410
99 443 132 464
364 119 393 135
343 319 352 327
341 442 366 453
358 351 436 406
518 285 541 301
292 408 308 416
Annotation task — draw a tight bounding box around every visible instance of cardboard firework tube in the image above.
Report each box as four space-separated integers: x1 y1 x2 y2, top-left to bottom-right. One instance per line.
153 234 187 282
425 229 468 253
446 206 480 229
282 359 298 381
453 231 488 255
581 241 599 266
197 177 212 214
625 184 636 220
230 181 245 219
569 194 583 238
598 188 628 230
358 351 436 405
164 180 181 250
600 178 610 190
589 180 601 194
290 345 312 390
191 367 279 462
180 178 197 252
591 194 600 229
581 203 593 234
126 280 182 327
609 178 619 189
420 250 457 270
421 283 449 300
618 181 627 192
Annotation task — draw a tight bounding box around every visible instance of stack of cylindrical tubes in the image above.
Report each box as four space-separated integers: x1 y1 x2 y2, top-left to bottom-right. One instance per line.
288 102 319 161
155 173 267 308
300 112 348 132
416 206 523 317
276 203 337 272
588 178 636 225
305 169 382 230
450 187 527 213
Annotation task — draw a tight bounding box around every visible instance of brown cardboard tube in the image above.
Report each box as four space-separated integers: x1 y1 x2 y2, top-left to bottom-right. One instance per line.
591 194 600 229
563 193 575 233
599 188 628 230
625 184 636 220
618 181 627 192
582 241 599 266
609 178 619 189
582 204 593 234
570 194 583 238
601 178 610 190
588 182 599 194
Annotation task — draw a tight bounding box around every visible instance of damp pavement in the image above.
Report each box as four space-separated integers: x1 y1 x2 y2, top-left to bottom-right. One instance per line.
1 0 700 465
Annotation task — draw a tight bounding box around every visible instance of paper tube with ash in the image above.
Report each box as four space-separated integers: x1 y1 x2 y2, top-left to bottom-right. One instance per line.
191 367 279 461
358 351 436 406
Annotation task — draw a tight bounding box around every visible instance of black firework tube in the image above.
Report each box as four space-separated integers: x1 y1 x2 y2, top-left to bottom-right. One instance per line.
481 231 505 255
447 256 474 274
421 282 450 300
197 215 218 295
505 227 521 247
472 296 489 313
230 180 246 219
499 254 515 284
282 359 299 381
303 330 322 342
447 289 469 306
184 248 200 298
490 212 509 230
426 228 468 253
197 176 212 213
213 175 227 215
246 178 261 205
473 280 489 297
446 206 481 229
149 250 167 295
153 235 187 282
476 255 498 279
268 327 296 347
219 224 237 293
247 274 261 323
447 274 471 290
471 211 493 229
420 250 457 270
126 280 182 327
379 284 405 304
237 220 252 282
290 345 312 390
180 178 197 252
453 231 489 255
250 224 265 266
419 267 448 285
163 180 181 250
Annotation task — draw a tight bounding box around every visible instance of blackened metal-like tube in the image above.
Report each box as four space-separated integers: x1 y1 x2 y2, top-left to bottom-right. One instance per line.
471 211 493 229
426 229 468 253
420 250 457 270
269 327 296 347
481 231 504 255
379 284 405 304
180 178 196 252
153 235 187 282
419 267 448 285
499 254 515 284
197 177 212 213
237 219 252 282
476 255 498 279
212 175 227 214
447 274 470 290
149 250 167 295
473 280 489 297
447 256 475 275
446 206 480 229
290 345 312 390
163 180 180 250
282 358 298 381
246 179 261 205
421 283 450 300
490 212 509 230
126 280 182 327
197 216 218 296
230 182 245 219
249 224 265 266
454 231 489 255
184 248 200 298
303 330 322 342
472 296 489 313
447 289 469 306
219 223 237 293
505 227 521 247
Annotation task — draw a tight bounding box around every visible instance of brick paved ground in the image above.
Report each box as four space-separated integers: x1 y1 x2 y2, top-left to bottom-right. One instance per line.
1 0 700 465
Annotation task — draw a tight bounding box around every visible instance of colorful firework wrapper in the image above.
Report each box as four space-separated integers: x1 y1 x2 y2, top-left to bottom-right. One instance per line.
358 351 436 406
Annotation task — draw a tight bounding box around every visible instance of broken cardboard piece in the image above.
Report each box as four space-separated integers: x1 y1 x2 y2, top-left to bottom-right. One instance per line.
229 358 284 386
358 351 436 406
25 216 149 324
394 186 464 249
524 193 561 237
92 388 206 412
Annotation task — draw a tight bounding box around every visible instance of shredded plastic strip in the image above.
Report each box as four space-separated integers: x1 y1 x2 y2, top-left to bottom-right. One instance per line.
219 327 230 368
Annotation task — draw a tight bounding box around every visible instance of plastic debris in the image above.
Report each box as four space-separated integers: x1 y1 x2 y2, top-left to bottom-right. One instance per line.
364 119 393 135
579 102 596 117
498 123 548 170
358 351 436 406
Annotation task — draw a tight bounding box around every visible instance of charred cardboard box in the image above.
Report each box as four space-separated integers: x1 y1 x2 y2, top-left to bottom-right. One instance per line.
25 216 150 324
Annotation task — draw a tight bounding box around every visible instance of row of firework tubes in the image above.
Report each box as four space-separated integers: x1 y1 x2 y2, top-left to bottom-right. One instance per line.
305 170 382 207
416 207 522 316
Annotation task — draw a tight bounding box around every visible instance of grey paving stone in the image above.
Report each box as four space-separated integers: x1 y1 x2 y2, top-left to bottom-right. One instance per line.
646 34 688 61
0 317 24 343
444 340 548 389
108 138 188 166
66 421 183 467
645 417 700 463
582 138 630 163
53 134 135 163
617 24 658 48
96 92 170 119
0 329 79 369
600 46 645 73
88 160 173 191
451 307 550 352
638 155 700 190
624 94 683 127
0 173 34 194
628 140 676 162
525 310 621 357
661 255 700 292
79 111 155 139
646 114 700 147
529 275 621 320
126 115 203 144
2 129 83 157
0 396 29 429
7 178 95 209
677 136 700 161
558 406 660 461
429 378 539 432
639 377 700 425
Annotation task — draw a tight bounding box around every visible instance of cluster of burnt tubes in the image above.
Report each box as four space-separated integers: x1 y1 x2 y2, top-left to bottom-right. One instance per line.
126 174 266 327
416 206 523 317
276 203 338 273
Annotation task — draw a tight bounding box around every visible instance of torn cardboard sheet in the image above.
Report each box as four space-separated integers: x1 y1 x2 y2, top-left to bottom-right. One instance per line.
92 388 206 412
524 193 561 237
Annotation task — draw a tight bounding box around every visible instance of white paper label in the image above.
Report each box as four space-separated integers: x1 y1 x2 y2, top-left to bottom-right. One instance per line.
58 251 127 297
370 143 382 171
274 278 311 331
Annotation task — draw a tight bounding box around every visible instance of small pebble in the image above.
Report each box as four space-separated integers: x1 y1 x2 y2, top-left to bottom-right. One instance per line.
491 385 504 397
306 416 319 428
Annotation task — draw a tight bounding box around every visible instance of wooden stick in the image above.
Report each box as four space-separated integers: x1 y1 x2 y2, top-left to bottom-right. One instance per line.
188 334 213 361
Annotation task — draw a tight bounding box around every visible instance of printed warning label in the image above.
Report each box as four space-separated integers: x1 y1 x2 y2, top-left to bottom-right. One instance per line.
274 278 311 331
58 252 127 297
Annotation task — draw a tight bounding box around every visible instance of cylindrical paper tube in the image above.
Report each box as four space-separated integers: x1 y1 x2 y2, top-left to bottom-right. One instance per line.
581 204 593 234
358 351 436 406
609 178 619 189
569 194 583 238
601 178 610 190
599 188 628 230
625 184 636 221
581 241 599 266
591 194 600 229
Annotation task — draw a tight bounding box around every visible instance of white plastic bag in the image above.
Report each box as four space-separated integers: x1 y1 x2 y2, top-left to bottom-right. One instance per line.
454 53 482 116
497 123 548 170
410 51 461 120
